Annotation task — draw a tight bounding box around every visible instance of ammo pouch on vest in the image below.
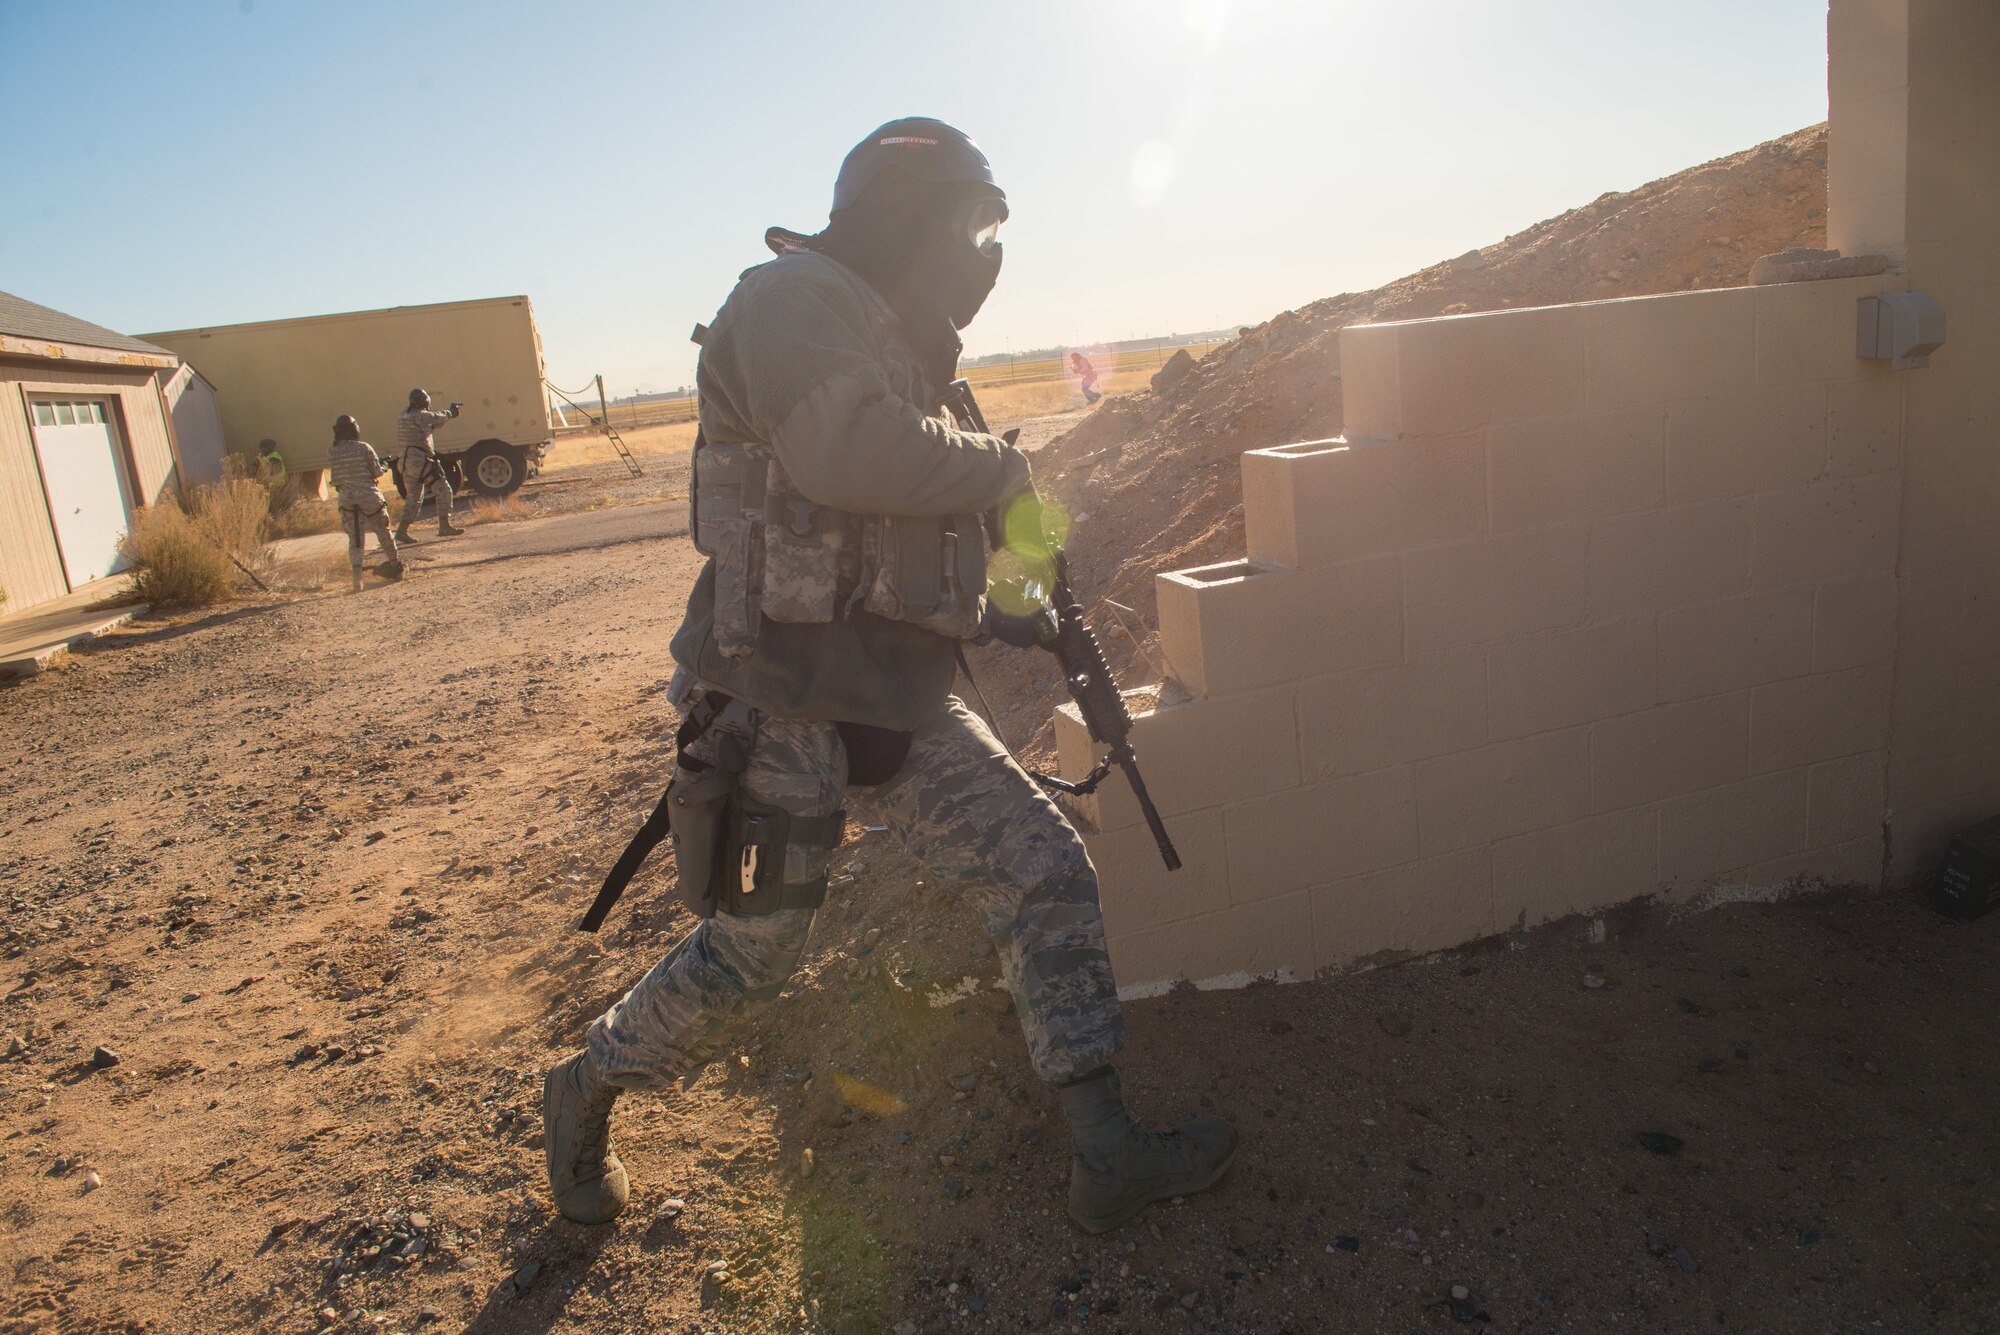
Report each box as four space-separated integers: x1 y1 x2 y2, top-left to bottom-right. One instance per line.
692 434 988 655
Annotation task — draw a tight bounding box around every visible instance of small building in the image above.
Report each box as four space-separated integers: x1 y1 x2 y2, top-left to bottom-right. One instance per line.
0 290 222 614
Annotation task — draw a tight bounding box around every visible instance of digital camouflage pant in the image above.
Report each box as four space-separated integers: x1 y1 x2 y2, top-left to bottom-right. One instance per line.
401 455 453 532
338 502 398 573
586 696 1125 1088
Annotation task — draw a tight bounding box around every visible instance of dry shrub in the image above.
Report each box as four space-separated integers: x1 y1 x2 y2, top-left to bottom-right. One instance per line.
267 497 343 539
119 480 272 609
120 504 232 608
469 495 531 524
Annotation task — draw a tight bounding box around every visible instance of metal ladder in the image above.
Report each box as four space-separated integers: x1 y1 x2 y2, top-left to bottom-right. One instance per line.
546 375 644 478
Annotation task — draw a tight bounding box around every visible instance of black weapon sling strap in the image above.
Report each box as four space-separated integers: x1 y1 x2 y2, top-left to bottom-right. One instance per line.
577 690 747 932
952 644 1117 801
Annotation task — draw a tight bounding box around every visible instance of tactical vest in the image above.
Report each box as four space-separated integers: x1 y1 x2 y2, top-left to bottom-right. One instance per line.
692 439 988 657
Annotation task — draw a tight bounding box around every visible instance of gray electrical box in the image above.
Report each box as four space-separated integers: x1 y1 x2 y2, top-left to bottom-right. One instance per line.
1857 291 1946 369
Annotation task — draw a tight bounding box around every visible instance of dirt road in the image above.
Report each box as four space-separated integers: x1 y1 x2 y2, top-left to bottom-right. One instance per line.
2 476 1996 1335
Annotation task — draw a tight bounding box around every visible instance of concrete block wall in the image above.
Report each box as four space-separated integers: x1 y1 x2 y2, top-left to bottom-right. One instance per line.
1881 0 2000 879
1064 276 1918 994
1062 0 1997 994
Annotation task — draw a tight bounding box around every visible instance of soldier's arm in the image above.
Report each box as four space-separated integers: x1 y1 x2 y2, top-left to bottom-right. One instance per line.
734 278 1028 517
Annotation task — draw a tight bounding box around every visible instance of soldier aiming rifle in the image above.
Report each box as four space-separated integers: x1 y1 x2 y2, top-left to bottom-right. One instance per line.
543 116 1235 1237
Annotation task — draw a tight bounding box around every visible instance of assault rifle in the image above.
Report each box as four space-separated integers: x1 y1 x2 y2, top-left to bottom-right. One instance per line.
943 379 1181 873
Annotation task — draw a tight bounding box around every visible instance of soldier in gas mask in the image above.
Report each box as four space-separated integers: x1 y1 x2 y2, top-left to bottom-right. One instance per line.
325 415 402 593
395 388 465 542
542 118 1236 1235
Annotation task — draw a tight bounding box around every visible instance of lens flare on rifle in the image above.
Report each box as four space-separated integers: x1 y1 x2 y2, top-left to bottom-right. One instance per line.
1001 491 1069 560
986 551 1051 618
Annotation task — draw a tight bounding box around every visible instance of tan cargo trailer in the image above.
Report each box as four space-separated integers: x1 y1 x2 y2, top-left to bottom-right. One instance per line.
143 296 552 496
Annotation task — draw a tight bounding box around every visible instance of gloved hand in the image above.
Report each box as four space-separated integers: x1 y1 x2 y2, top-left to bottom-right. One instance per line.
447 402 463 417
981 590 1057 650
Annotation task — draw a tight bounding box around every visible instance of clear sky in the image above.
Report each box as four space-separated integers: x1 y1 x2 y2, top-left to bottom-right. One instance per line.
2 0 1831 396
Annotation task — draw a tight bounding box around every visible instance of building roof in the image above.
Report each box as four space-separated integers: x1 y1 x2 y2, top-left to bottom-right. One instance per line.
0 289 178 358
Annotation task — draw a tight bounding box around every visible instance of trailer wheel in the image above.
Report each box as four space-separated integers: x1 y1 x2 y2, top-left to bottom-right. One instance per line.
464 440 527 496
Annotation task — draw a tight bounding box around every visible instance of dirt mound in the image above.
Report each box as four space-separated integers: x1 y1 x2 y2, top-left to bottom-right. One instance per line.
1028 124 1830 660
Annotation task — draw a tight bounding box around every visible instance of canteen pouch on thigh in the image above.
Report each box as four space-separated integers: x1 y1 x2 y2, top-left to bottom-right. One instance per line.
664 762 737 919
718 796 847 918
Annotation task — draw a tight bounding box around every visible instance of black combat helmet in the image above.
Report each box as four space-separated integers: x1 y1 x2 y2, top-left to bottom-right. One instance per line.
831 117 1002 215
408 388 429 408
333 415 361 441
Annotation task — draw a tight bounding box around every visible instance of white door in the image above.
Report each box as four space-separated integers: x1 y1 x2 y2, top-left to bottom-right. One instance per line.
30 398 135 588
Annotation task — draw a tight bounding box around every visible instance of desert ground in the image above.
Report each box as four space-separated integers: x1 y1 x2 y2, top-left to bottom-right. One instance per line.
3 432 1996 1335
4 124 1997 1335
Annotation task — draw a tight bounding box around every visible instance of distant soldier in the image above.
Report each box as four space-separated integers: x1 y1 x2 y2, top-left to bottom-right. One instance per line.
1070 351 1103 403
326 415 402 593
396 388 466 542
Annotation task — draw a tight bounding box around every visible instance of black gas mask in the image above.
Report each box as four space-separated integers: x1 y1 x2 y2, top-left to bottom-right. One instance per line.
938 192 1007 329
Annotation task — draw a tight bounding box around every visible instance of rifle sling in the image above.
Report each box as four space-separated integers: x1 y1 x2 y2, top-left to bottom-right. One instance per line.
578 784 677 933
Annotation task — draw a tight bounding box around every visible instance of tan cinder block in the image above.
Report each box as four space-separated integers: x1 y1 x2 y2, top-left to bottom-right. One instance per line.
1298 652 1487 779
1825 377 1903 478
1416 728 1592 856
1485 619 1658 740
1339 325 1399 438
1240 434 1486 569
1808 752 1889 848
1405 526 1589 653
1747 835 1884 891
1105 893 1317 994
1750 665 1894 774
1488 407 1665 534
1665 384 1828 504
1242 439 1340 568
1658 587 1816 702
1888 798 1987 886
1894 566 1970 668
1752 276 1900 386
1066 688 1301 834
1813 574 1900 672
1588 499 1754 618
1751 473 1902 590
1591 693 1750 812
1223 767 1419 900
1175 890 1317 985
1157 558 1401 698
1364 305 1589 437
1583 287 1757 410
1490 805 1660 928
1828 0 1908 55
1105 920 1191 997
1659 769 1810 884
1088 806 1228 937
1310 848 1493 970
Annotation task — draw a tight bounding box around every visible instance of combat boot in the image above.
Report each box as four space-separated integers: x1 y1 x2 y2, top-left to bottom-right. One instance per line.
349 569 363 594
395 525 418 544
377 560 405 581
542 1049 628 1224
437 522 465 537
1060 1068 1237 1234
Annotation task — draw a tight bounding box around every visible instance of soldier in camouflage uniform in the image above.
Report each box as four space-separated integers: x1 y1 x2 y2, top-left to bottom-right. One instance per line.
543 118 1235 1235
395 389 465 542
325 415 402 593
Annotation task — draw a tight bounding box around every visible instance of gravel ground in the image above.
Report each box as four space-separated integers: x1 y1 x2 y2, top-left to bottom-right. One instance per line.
1 473 1995 1335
